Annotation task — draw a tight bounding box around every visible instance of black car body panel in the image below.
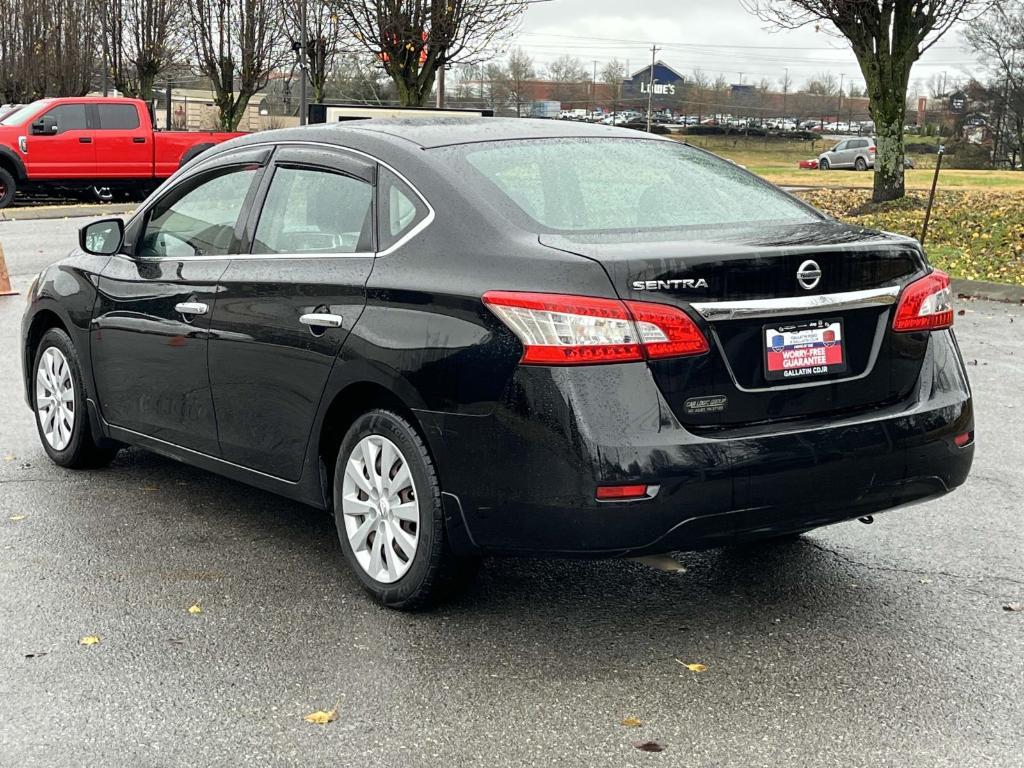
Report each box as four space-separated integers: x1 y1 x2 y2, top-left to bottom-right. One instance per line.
22 118 974 560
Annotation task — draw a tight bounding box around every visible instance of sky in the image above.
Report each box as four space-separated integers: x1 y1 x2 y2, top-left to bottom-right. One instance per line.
512 0 986 93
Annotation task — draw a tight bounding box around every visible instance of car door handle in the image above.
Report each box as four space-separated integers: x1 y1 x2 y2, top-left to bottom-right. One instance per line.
175 302 209 316
79 137 92 144
299 313 343 328
132 137 146 144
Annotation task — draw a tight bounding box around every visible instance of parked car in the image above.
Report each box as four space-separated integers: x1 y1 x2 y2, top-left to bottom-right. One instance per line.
22 119 974 609
818 137 916 171
818 137 877 170
0 97 245 208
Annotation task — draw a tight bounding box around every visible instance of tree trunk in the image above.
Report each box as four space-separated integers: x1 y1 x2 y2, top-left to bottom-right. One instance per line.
869 92 907 202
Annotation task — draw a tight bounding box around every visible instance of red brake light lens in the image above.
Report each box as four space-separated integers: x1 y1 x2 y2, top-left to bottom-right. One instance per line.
595 484 650 500
482 291 709 366
892 270 954 332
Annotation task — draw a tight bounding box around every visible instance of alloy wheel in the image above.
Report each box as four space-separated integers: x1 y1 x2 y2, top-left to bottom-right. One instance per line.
36 347 75 451
341 434 420 584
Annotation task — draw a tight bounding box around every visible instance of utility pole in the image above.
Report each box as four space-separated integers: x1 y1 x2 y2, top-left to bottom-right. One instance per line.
592 59 598 119
165 79 172 130
298 0 308 125
436 60 446 109
838 72 844 125
782 67 789 120
646 44 658 133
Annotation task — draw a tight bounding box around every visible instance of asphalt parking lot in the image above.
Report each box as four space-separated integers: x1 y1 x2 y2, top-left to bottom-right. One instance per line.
1 216 1022 767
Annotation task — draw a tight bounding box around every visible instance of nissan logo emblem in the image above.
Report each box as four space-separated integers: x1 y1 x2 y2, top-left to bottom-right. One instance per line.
796 260 822 290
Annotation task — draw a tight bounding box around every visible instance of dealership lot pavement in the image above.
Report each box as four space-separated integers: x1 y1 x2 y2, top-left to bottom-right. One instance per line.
1 217 1022 767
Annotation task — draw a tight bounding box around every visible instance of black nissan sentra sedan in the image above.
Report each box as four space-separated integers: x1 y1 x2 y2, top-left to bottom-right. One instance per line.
21 119 974 608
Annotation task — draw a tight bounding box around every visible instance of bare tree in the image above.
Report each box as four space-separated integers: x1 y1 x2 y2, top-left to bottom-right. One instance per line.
0 0 49 102
506 47 534 116
805 71 839 96
330 0 528 107
50 0 98 97
966 0 1024 166
600 57 626 114
95 0 182 101
185 0 286 130
282 0 345 104
745 0 988 201
547 54 589 106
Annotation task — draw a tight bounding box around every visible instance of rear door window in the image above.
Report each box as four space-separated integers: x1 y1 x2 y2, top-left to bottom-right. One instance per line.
97 104 141 130
253 166 373 254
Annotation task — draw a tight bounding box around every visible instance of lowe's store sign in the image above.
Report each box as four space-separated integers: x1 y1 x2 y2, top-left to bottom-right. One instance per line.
626 62 685 101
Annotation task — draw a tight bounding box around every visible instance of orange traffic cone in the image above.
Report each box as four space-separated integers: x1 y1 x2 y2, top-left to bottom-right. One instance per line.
0 241 17 296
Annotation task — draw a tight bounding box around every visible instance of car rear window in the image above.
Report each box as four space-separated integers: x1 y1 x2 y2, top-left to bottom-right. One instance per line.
432 137 817 233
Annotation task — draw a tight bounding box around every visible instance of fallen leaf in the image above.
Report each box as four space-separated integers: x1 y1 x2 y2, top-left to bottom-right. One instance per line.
9 515 26 522
303 709 337 725
187 602 203 615
633 741 665 753
142 486 160 492
675 659 707 673
1003 603 1023 612
621 716 643 728
79 635 101 646
24 652 48 659
957 309 966 316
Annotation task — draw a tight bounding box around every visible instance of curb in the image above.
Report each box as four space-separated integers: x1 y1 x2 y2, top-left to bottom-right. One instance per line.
952 278 1024 305
0 203 136 222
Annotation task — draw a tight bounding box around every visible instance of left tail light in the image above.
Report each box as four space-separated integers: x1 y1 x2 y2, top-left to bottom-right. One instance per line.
892 270 954 332
482 291 709 366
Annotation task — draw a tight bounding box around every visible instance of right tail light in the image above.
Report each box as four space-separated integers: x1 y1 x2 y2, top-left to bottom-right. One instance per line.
482 291 709 366
892 270 954 332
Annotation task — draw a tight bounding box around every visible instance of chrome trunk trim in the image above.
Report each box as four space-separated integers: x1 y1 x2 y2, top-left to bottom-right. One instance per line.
691 286 901 322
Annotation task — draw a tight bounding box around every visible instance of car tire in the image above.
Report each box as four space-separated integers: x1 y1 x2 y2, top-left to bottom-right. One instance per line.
32 328 120 469
818 158 830 171
0 166 16 209
855 157 868 171
332 409 477 609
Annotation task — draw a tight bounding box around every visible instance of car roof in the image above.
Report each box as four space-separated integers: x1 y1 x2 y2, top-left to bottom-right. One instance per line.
293 117 668 149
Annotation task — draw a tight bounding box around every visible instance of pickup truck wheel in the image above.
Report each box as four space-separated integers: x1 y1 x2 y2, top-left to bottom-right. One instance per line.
0 167 16 209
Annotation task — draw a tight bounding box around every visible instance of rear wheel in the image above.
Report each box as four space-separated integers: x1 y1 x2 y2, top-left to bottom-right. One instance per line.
855 157 868 171
818 158 830 171
0 167 16 209
33 329 119 468
332 409 477 609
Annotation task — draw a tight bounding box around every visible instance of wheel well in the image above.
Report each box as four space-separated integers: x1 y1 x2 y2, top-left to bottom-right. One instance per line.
0 154 20 181
317 382 420 493
24 310 68 392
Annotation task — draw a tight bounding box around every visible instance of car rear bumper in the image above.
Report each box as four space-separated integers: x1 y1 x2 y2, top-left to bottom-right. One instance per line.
418 330 973 557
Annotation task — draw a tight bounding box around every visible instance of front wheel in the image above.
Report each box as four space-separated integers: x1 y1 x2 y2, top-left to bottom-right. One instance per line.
0 167 16 209
333 409 477 609
33 328 119 468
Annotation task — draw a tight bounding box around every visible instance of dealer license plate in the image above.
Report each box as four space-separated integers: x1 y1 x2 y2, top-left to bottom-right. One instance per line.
763 318 847 381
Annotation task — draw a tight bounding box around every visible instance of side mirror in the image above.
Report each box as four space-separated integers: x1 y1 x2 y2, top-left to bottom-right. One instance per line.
31 115 58 135
79 218 125 256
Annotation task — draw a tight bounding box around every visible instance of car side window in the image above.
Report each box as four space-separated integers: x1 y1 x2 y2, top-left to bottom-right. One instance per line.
252 166 373 254
833 140 848 152
43 104 88 134
377 167 428 251
97 104 140 130
138 167 257 259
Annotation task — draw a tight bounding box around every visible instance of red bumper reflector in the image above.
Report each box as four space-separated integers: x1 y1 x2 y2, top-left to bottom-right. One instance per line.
596 484 649 500
954 431 974 447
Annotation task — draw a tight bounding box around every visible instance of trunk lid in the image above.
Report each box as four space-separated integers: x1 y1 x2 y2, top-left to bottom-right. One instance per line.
541 221 929 431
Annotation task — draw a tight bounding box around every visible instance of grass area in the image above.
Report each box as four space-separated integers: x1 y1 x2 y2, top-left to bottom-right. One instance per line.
794 189 1024 286
679 134 1024 192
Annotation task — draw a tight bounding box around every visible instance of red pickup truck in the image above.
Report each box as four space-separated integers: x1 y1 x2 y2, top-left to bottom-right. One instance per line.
0 97 244 208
